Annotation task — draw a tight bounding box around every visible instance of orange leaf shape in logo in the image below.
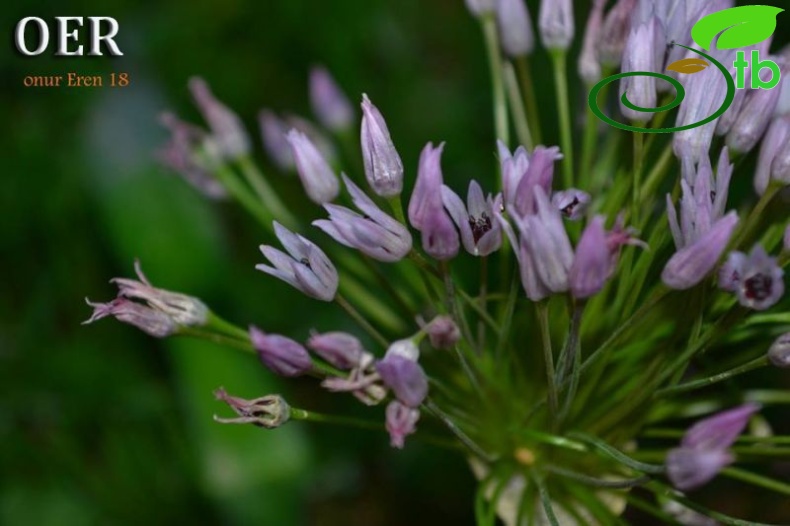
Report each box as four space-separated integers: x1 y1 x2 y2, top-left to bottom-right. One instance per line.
666 58 710 74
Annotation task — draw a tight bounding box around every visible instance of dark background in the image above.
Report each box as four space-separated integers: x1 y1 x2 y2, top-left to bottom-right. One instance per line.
2 1 789 524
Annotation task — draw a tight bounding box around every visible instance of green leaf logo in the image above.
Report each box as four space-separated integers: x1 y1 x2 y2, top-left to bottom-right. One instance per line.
691 5 783 51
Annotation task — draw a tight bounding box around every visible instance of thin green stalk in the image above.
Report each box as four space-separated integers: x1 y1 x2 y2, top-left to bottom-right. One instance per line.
531 473 560 526
580 98 598 183
632 129 645 224
360 256 414 320
477 256 489 351
656 356 770 397
236 156 298 228
503 61 533 150
290 408 385 431
213 162 273 230
729 184 781 250
180 328 254 353
536 302 559 423
638 142 674 207
335 293 389 348
721 467 790 496
424 399 493 462
481 14 509 145
550 50 574 189
515 55 542 144
568 432 666 474
546 466 651 489
205 312 252 340
559 302 585 422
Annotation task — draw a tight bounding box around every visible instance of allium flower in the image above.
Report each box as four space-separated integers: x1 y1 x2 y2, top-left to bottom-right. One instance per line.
754 115 790 195
314 174 412 262
157 112 227 199
360 94 404 197
385 400 420 449
258 110 295 171
256 222 339 302
285 129 340 204
375 339 428 408
285 114 338 164
596 0 635 67
726 58 785 155
309 66 354 132
213 388 291 428
250 325 313 377
409 143 460 260
442 181 502 257
307 331 370 370
552 189 590 221
538 0 574 51
498 141 562 215
188 77 251 159
84 260 208 337
423 315 461 350
496 0 534 58
718 246 785 311
577 0 606 84
666 404 760 491
768 333 790 368
619 17 665 123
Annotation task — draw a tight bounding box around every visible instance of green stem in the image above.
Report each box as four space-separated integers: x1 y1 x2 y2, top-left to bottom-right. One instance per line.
515 55 542 144
477 256 489 351
503 61 533 150
656 356 769 397
236 156 299 229
205 312 252 340
536 302 559 423
290 408 385 431
559 302 585 423
531 473 560 526
213 162 273 230
632 129 645 225
481 14 509 145
721 467 790 496
546 466 651 489
424 399 493 462
638 142 674 208
580 96 598 183
335 293 389 348
568 432 666 474
551 50 574 189
729 184 781 250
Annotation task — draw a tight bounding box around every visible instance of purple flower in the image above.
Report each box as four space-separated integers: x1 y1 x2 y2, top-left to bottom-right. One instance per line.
285 114 338 164
385 400 420 449
785 224 790 252
375 339 428 408
157 112 227 199
309 66 354 132
188 77 250 159
213 388 290 428
286 129 340 204
83 260 208 337
662 211 739 290
423 315 461 350
258 110 295 171
498 141 563 215
409 143 459 260
768 333 790 368
718 246 784 311
256 222 339 302
307 331 369 370
577 0 606 84
360 94 403 197
496 0 534 58
666 403 760 491
442 181 502 257
538 0 574 51
596 0 635 68
754 115 790 195
552 189 590 221
619 17 665 122
726 57 785 154
314 174 412 262
250 325 313 377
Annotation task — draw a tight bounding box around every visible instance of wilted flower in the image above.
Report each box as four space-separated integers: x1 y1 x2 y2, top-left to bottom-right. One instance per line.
496 0 534 58
718 246 785 311
360 94 404 197
213 388 291 428
442 180 502 257
666 404 760 491
286 129 340 204
256 222 339 302
385 400 420 449
309 66 354 132
84 260 208 337
250 325 313 377
538 0 574 51
188 77 251 159
314 174 412 262
768 333 790 368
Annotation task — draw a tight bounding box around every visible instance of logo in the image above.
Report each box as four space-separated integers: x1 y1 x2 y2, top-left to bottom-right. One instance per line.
589 5 783 133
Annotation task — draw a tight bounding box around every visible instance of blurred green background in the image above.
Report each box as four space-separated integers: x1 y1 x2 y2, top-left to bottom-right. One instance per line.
2 1 509 524
4 0 790 524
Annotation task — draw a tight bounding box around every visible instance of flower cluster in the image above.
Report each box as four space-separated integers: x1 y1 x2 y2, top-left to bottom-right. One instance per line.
86 1 790 524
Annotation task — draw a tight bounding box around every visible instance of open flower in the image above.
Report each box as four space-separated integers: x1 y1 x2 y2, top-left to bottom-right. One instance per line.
442 180 502 257
718 246 785 311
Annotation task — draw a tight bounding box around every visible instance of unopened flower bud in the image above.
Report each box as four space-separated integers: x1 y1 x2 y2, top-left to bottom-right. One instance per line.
768 333 790 368
538 0 574 51
307 331 369 369
578 0 606 84
376 339 427 408
286 129 340 204
309 66 354 132
496 0 535 58
188 77 250 159
360 94 404 197
258 110 295 171
597 0 635 67
213 388 290 428
250 325 313 377
425 315 461 349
